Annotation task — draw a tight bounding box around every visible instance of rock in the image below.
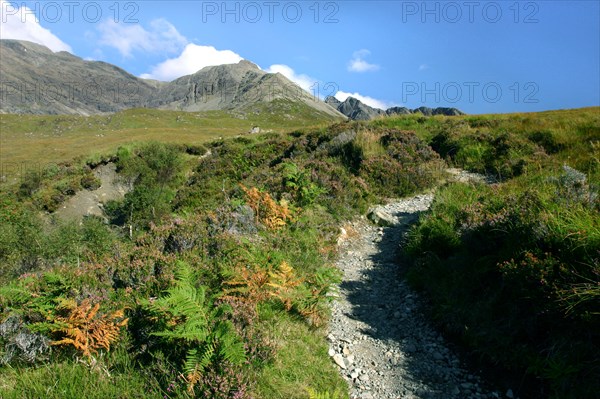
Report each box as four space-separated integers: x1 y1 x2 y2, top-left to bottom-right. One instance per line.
506 388 514 399
333 353 346 369
367 208 396 227
451 386 460 395
433 352 444 361
328 347 335 357
324 95 342 108
337 227 348 245
330 95 465 121
386 106 412 116
249 126 261 134
346 354 355 365
430 107 465 116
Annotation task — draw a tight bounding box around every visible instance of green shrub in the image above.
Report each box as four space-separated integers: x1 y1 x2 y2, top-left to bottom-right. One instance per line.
404 177 600 398
81 173 101 190
528 130 564 154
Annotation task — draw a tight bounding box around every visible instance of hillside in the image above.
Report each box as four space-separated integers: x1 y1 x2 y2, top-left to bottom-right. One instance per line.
0 108 598 399
0 105 339 176
0 40 343 119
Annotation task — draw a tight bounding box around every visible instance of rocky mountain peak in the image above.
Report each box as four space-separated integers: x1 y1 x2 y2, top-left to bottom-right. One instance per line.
327 95 465 120
0 39 343 118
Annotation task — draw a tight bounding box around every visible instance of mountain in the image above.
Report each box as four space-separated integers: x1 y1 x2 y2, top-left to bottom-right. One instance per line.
336 97 385 120
326 96 465 120
149 59 340 117
0 40 343 118
410 106 465 116
0 40 158 115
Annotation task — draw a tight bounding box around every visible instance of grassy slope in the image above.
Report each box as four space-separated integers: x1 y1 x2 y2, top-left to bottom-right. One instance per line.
378 108 599 398
0 107 597 399
0 100 341 173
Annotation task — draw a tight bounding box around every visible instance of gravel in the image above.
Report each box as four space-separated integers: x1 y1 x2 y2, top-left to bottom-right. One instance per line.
329 191 506 399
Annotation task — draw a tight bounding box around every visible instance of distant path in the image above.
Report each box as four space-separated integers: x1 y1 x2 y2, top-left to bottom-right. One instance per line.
329 173 504 399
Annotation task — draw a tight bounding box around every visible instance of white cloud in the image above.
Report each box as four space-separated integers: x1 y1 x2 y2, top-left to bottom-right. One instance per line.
140 43 243 81
0 0 71 52
348 49 380 73
335 91 392 110
98 18 187 57
265 64 317 93
419 64 430 71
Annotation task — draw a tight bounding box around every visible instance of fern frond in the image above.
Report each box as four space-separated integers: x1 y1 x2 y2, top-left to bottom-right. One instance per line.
0 285 33 305
42 272 67 287
49 299 127 356
143 260 246 393
174 261 194 287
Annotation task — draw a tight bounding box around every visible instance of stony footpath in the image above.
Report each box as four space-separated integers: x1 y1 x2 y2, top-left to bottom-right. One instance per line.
329 190 512 399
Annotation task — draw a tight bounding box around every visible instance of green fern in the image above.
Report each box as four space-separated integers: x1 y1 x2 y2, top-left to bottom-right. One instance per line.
0 277 64 318
0 285 33 305
144 261 246 380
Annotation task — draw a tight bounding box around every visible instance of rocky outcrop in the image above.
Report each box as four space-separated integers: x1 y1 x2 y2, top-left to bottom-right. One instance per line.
336 97 385 120
385 107 412 116
412 106 465 116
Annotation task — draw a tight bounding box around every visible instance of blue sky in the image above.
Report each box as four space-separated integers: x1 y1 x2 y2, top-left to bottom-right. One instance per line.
1 0 599 114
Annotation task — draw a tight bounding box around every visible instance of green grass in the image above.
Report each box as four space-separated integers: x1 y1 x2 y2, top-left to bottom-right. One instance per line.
404 138 599 397
373 107 599 181
0 346 161 399
0 102 340 178
252 306 348 399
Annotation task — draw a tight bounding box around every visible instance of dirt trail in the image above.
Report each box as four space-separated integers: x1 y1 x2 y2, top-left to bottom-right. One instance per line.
329 173 508 399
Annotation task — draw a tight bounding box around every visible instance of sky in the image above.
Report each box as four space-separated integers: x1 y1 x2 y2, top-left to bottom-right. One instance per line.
0 0 599 114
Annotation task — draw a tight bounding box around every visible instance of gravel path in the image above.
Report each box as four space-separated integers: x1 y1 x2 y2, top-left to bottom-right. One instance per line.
329 191 505 399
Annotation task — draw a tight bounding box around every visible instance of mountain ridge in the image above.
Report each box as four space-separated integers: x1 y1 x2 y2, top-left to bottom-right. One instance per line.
325 95 465 120
0 39 464 119
0 39 342 118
